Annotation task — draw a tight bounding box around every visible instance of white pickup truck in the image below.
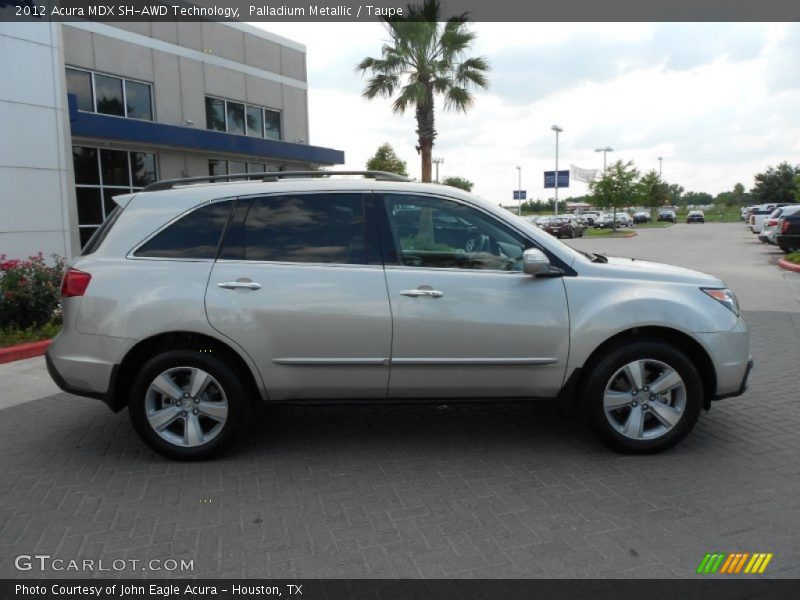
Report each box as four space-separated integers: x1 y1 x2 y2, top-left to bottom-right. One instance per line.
749 203 789 233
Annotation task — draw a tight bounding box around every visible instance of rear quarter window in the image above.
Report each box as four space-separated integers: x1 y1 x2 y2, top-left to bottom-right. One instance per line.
134 200 234 259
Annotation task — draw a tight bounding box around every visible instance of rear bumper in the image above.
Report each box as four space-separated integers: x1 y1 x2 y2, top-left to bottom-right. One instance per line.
46 350 119 409
775 234 800 247
45 329 132 411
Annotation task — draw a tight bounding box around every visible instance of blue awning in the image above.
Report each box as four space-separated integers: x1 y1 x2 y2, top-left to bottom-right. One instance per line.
67 94 344 165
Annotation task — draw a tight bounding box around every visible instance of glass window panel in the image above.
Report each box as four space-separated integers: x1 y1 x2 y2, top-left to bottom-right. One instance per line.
264 110 281 140
205 97 226 131
65 68 93 112
247 163 266 173
79 227 98 249
100 149 130 186
94 74 125 116
226 102 245 135
103 189 121 218
76 187 103 226
225 194 366 264
124 80 152 120
72 146 99 185
131 152 156 187
246 105 264 137
227 161 246 175
383 195 528 271
136 201 234 259
209 160 227 177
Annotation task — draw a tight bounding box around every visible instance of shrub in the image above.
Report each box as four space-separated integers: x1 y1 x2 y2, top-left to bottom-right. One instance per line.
0 253 64 330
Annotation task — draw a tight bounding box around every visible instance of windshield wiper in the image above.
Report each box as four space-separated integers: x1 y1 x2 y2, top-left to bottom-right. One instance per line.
581 250 608 263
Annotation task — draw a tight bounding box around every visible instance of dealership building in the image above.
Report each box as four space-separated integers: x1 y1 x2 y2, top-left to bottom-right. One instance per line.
0 17 344 259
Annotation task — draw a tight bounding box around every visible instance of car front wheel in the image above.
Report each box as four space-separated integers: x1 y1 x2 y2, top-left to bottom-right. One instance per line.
129 350 251 460
582 340 703 453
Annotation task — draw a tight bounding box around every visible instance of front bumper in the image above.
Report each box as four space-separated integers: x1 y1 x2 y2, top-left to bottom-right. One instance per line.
714 357 753 400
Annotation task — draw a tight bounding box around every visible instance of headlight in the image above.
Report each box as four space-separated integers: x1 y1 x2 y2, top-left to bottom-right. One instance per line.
701 288 740 316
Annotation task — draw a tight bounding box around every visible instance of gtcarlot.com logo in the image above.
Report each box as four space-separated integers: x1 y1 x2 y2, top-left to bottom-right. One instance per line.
697 552 773 574
15 554 194 572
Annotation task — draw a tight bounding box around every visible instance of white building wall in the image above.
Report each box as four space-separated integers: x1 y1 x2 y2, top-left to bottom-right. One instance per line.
0 21 79 261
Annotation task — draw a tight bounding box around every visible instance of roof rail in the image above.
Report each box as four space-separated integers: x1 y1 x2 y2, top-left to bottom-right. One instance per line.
142 170 412 192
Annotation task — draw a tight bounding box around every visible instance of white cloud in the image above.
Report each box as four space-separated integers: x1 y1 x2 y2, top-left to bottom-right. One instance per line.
254 22 800 204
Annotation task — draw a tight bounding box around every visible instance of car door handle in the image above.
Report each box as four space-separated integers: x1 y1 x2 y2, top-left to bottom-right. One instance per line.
400 289 443 298
218 281 262 290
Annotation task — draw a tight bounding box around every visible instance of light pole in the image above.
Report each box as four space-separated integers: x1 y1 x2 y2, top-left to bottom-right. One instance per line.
433 157 444 183
516 166 522 215
551 125 563 215
595 146 613 173
658 156 663 178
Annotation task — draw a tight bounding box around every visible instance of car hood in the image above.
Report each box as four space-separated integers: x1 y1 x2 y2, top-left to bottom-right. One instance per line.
593 256 724 286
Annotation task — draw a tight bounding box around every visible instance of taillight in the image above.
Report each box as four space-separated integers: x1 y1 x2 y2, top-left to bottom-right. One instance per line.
61 268 92 297
783 220 791 233
766 219 777 226
749 215 755 224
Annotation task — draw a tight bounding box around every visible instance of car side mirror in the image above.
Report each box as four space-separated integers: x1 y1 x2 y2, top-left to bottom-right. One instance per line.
522 248 551 276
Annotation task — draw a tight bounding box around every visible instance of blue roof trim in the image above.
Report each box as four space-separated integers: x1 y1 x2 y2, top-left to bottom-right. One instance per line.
67 94 344 165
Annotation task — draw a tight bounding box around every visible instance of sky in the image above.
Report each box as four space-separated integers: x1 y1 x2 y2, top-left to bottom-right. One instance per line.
255 22 800 206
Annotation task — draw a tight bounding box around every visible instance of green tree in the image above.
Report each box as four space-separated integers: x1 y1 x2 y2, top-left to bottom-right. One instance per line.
366 143 408 176
638 170 670 215
751 162 800 204
441 175 473 191
794 174 800 202
667 183 684 206
589 160 640 230
357 0 489 182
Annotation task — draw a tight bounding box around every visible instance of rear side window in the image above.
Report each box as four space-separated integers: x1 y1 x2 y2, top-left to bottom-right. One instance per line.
220 194 367 264
135 201 234 259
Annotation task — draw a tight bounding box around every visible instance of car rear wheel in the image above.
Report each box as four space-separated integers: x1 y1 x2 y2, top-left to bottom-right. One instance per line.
129 350 251 460
582 340 703 453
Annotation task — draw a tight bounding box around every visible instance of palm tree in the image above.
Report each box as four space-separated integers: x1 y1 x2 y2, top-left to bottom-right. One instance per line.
357 0 489 182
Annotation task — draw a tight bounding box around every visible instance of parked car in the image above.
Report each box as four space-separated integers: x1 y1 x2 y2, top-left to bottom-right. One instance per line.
579 212 601 226
775 209 800 252
595 213 633 229
633 211 651 224
536 215 553 228
543 216 585 239
657 210 677 223
47 171 752 459
687 210 705 223
758 206 800 245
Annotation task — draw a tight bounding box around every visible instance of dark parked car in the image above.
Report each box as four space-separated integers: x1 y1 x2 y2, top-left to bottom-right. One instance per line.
658 210 677 223
687 210 705 223
776 211 800 252
633 211 651 224
543 216 584 239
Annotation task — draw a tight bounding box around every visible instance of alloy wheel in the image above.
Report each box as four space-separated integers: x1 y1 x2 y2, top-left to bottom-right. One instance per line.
602 359 686 441
144 367 229 448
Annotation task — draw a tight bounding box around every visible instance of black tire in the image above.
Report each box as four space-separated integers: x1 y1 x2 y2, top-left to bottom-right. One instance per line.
582 340 703 454
129 349 252 460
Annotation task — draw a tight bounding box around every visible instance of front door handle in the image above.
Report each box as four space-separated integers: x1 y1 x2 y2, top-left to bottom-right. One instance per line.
400 289 443 298
218 281 262 290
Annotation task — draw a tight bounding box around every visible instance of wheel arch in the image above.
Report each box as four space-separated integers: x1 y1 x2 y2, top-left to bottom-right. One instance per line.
110 331 265 412
578 326 717 410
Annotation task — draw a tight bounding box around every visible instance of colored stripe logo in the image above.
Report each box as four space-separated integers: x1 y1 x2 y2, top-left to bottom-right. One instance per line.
697 553 773 574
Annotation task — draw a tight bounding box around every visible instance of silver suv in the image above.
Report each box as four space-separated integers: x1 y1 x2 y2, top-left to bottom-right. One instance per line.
47 172 752 460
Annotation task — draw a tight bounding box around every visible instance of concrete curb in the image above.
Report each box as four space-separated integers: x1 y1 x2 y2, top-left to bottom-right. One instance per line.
777 258 800 273
0 339 52 365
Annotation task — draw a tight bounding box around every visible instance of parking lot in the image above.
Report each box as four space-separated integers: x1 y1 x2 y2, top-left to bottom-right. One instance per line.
1 223 799 579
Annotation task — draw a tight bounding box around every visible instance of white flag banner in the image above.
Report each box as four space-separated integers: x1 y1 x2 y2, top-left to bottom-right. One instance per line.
570 165 598 183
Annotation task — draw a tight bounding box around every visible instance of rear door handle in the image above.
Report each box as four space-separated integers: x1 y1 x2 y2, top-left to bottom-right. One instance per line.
218 281 262 290
400 289 443 298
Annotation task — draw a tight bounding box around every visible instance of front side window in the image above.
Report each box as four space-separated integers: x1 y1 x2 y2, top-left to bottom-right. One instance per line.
383 195 528 271
221 194 366 264
135 201 234 259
